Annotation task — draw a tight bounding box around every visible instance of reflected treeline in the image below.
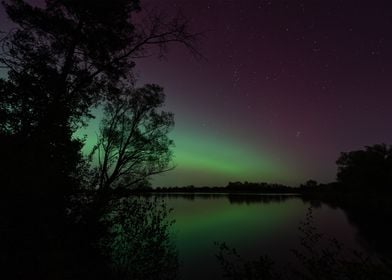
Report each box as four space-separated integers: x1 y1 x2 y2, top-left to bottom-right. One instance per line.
227 194 299 205
144 193 227 201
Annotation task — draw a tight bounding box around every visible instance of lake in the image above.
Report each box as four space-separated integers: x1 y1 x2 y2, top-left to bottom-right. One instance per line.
159 193 370 280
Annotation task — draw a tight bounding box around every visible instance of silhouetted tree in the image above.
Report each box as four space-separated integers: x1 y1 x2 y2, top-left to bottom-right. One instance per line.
0 0 197 200
299 180 319 191
0 1 198 278
90 84 174 203
336 144 392 190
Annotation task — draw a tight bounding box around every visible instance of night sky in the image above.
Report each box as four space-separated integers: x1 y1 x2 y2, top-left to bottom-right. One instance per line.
2 0 392 186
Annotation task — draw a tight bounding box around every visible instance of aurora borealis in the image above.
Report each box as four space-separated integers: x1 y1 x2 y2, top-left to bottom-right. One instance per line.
3 1 392 279
135 0 392 186
2 0 392 186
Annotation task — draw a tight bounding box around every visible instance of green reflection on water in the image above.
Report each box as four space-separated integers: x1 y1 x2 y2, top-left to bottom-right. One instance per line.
156 194 365 280
166 196 305 260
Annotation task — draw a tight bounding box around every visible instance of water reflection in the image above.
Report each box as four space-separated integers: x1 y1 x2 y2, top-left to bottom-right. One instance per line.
162 194 367 280
1 193 390 279
304 193 392 259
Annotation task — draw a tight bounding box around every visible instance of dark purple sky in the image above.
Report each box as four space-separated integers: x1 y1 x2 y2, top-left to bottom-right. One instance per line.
138 0 392 186
1 0 392 186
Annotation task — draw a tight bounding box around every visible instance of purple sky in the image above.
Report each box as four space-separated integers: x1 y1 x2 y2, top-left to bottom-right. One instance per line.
1 0 392 186
137 0 392 185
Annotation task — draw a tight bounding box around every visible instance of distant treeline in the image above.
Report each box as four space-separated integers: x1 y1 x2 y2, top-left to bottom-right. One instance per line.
147 182 296 193
140 181 336 194
141 180 369 194
147 143 392 194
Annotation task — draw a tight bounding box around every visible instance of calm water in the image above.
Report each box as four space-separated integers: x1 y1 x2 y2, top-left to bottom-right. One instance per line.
160 194 367 280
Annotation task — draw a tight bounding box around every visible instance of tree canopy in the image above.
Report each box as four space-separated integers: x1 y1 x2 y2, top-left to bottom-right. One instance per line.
336 144 392 190
0 0 197 197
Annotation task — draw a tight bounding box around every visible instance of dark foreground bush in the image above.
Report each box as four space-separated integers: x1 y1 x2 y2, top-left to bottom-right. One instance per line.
99 197 179 280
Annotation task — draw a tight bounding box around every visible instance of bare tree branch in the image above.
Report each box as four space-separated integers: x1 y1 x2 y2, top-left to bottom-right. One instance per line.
91 84 174 197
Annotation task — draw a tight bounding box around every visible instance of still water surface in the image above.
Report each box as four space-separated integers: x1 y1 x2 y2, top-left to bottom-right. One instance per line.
160 194 366 279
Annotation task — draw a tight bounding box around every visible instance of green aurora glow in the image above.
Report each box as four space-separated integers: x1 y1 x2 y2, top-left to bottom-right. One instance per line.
75 107 294 186
160 131 290 186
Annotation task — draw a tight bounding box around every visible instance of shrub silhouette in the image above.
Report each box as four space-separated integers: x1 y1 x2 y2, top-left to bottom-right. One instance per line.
216 208 392 280
99 197 178 280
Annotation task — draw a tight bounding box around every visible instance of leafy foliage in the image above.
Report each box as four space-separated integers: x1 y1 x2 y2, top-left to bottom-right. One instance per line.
0 0 196 198
336 144 392 189
99 197 178 280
